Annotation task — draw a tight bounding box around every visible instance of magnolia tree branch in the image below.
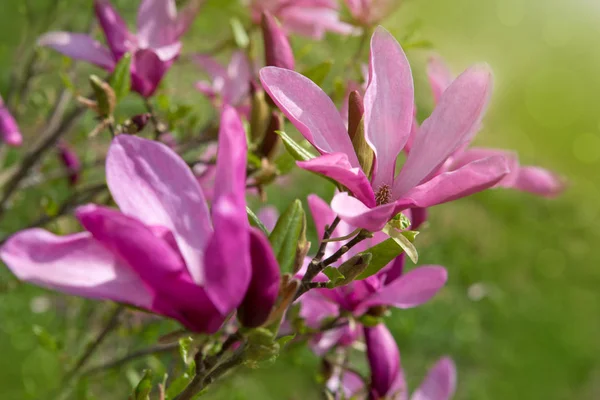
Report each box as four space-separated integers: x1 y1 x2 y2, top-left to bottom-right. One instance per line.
84 343 180 375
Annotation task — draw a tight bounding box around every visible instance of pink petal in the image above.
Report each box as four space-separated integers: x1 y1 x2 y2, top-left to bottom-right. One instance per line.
327 369 365 399
94 0 133 58
106 134 212 285
427 54 454 104
257 206 279 232
137 0 178 48
222 52 252 106
131 49 171 97
259 67 359 166
0 228 152 308
364 324 405 398
278 6 356 39
203 106 251 314
364 27 414 190
308 194 337 240
173 0 202 39
298 290 340 329
512 166 565 197
193 54 228 81
37 32 115 70
356 266 447 314
153 41 182 62
411 357 457 400
331 192 396 232
0 102 22 147
298 154 376 207
262 11 295 70
394 156 510 210
393 65 493 199
448 147 519 188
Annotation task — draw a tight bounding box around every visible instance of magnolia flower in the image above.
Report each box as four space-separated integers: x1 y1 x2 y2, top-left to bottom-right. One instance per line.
0 106 278 333
247 0 355 39
57 141 81 186
425 55 565 197
260 27 510 232
362 324 456 400
38 0 201 97
194 52 253 116
0 95 22 147
345 0 401 26
297 195 447 353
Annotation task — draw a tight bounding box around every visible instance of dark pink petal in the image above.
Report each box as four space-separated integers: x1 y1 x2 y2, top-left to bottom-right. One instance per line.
308 194 337 240
259 67 359 166
393 156 510 210
37 32 115 70
57 141 81 186
411 357 457 400
356 266 447 314
427 55 454 104
298 154 376 207
0 98 22 147
364 324 405 398
94 0 134 58
203 106 252 314
106 134 212 285
331 192 396 232
380 253 405 285
512 166 565 197
238 228 281 328
262 11 295 70
0 228 152 308
409 207 428 230
364 27 414 190
131 49 171 97
393 65 493 199
137 0 178 48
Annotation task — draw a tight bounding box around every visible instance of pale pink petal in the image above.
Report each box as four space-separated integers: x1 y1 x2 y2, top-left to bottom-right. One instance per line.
259 67 359 166
222 52 252 106
203 106 251 314
364 27 414 190
257 206 279 232
298 154 376 207
0 228 152 308
355 266 447 314
279 7 356 39
327 369 365 399
393 156 510 210
308 194 337 240
94 0 133 58
137 0 178 47
299 290 340 329
448 147 519 188
427 55 454 104
512 166 565 197
153 42 182 61
331 192 396 232
393 65 493 199
174 0 202 39
106 134 212 285
193 54 228 81
410 357 457 400
37 32 115 69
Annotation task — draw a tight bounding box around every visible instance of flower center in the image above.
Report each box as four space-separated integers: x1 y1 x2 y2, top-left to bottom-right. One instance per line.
375 184 391 206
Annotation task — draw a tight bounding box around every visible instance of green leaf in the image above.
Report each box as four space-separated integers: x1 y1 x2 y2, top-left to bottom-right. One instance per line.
276 131 315 162
230 18 249 48
247 206 269 235
276 334 296 347
355 238 404 280
132 369 153 400
357 314 383 327
178 336 193 366
382 225 419 263
269 199 306 273
109 52 131 102
165 374 192 399
322 266 344 286
301 60 333 86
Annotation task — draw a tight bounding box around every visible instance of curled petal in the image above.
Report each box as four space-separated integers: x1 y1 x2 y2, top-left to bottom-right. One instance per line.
512 166 565 197
137 0 178 48
365 27 414 190
37 32 115 70
94 0 133 58
331 192 396 232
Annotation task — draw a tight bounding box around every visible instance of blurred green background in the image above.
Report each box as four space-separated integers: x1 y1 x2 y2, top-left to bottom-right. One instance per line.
1 0 599 399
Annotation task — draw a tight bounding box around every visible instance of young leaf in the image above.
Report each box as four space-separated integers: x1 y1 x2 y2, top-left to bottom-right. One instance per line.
322 266 345 284
109 53 131 102
269 199 306 273
355 239 404 280
276 131 316 162
301 60 333 86
230 18 249 48
247 206 270 235
132 369 153 400
382 225 419 263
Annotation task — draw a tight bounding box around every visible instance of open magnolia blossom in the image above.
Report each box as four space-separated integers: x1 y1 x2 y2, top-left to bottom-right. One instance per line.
246 0 355 39
345 0 402 26
0 106 279 333
260 27 511 232
425 55 565 197
297 195 447 354
0 94 22 147
38 0 201 97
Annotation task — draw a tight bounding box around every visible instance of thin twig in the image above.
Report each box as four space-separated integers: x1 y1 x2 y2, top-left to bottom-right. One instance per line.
84 343 179 375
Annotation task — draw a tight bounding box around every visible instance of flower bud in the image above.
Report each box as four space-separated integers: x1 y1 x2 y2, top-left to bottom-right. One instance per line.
257 112 282 160
348 91 374 178
347 90 364 141
334 253 372 287
0 96 22 147
57 141 81 186
364 324 403 399
238 228 281 328
261 12 295 70
89 75 116 118
250 85 271 142
131 113 151 132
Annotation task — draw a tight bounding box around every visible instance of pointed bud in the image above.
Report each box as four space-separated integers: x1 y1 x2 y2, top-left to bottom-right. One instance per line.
57 141 81 186
0 96 22 147
238 228 281 328
364 324 404 399
257 112 282 160
293 212 310 274
250 86 271 142
131 113 151 132
89 75 115 117
334 253 372 287
347 90 364 141
261 12 295 70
